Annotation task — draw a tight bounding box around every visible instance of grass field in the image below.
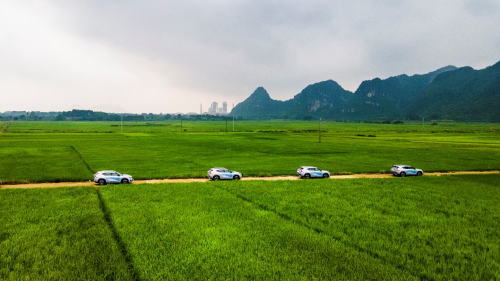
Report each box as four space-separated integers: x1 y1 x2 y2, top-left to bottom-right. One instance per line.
0 121 8 133
1 121 498 279
6 120 500 133
99 181 416 280
0 187 132 280
216 175 500 280
1 174 498 279
1 121 500 184
96 174 500 280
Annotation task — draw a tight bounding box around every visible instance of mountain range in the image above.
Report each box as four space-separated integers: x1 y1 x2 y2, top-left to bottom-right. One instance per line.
231 60 500 121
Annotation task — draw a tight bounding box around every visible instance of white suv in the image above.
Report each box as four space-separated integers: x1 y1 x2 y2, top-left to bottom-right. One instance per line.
207 167 242 180
390 165 423 177
297 166 330 179
94 170 133 185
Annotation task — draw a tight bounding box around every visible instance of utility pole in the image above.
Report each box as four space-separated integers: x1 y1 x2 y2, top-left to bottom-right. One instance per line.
181 116 183 131
319 117 322 143
233 115 235 132
121 115 123 132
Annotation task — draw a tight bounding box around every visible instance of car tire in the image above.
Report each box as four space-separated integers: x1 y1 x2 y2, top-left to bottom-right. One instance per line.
233 175 240 180
98 179 106 185
417 171 423 176
322 173 329 178
400 172 406 177
304 174 311 179
213 175 220 181
121 179 129 184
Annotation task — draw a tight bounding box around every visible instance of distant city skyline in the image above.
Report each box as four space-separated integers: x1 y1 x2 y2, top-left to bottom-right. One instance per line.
206 101 229 115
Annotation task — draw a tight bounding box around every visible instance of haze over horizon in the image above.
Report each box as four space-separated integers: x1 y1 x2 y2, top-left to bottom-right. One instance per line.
1 0 499 114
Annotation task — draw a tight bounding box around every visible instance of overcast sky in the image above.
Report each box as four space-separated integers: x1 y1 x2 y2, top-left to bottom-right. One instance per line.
1 0 499 114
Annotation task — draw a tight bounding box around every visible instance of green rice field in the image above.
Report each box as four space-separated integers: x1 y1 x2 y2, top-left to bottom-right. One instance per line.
0 121 499 184
0 187 132 280
6 120 500 133
1 175 499 279
1 121 499 279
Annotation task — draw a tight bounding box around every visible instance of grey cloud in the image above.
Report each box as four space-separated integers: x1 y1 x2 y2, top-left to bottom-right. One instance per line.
2 0 499 113
464 0 499 16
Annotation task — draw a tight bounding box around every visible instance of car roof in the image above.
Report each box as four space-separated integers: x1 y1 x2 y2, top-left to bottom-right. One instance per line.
210 167 226 169
299 166 315 168
97 170 117 173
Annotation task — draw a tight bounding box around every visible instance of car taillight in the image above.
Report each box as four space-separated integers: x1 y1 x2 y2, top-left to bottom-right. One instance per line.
300 168 303 172
396 168 399 171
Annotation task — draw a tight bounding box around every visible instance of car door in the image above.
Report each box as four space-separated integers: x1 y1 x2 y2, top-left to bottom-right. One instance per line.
317 168 325 177
102 172 111 183
308 168 317 178
109 172 120 183
218 169 228 179
406 167 417 176
314 168 323 178
223 169 232 179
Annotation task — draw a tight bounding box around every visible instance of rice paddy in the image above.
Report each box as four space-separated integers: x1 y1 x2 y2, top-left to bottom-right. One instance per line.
1 120 499 279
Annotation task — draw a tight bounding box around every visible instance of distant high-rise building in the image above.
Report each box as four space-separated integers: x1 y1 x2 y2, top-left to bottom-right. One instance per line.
211 102 218 115
222 102 227 114
204 101 233 115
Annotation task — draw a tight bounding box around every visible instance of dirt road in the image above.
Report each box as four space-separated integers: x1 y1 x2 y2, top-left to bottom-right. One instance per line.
1 170 499 189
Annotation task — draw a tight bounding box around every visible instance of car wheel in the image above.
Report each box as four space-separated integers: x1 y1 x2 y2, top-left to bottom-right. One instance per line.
98 179 106 185
417 171 423 176
304 174 311 179
400 172 406 177
121 179 129 184
322 173 329 178
213 175 220 181
233 175 240 180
